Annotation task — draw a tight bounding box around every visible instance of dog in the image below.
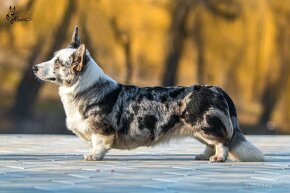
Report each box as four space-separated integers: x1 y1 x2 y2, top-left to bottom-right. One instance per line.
33 26 264 162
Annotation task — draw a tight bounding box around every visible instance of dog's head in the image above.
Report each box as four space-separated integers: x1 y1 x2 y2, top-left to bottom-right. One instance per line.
33 26 90 87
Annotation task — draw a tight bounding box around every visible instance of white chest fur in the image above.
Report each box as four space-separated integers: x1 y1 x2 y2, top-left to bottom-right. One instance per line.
57 59 117 142
59 90 92 141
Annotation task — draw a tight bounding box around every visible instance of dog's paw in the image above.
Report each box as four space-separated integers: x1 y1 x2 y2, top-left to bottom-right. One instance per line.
209 155 225 162
195 154 210 160
83 153 103 161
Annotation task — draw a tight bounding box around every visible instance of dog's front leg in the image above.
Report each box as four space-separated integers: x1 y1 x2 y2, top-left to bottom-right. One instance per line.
84 133 115 161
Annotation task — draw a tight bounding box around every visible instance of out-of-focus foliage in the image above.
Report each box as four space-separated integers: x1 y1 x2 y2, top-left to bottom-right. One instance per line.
0 0 290 133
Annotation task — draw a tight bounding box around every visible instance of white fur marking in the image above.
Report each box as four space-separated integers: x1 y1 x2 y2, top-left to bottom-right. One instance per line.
229 140 265 162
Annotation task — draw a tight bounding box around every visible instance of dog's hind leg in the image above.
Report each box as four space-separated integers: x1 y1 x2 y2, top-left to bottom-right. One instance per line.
191 110 232 162
195 146 215 160
84 133 115 161
194 133 229 162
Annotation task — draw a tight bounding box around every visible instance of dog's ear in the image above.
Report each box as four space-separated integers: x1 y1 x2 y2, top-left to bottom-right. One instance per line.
72 44 87 72
69 25 80 48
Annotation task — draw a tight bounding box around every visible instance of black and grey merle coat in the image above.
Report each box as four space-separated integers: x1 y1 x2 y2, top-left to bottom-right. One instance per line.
33 26 264 162
74 80 243 150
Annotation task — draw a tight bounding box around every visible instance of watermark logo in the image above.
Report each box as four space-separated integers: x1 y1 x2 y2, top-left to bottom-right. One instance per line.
243 183 289 190
6 6 32 24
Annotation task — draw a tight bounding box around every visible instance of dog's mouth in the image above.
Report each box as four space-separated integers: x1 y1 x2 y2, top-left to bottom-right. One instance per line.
45 77 56 81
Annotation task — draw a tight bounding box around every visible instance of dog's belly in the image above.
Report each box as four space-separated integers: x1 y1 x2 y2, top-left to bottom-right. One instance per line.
112 132 153 150
111 123 185 150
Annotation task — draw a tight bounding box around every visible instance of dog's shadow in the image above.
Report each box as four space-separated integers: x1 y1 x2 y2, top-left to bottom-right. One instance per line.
105 153 197 161
0 153 288 162
96 154 290 162
0 153 197 161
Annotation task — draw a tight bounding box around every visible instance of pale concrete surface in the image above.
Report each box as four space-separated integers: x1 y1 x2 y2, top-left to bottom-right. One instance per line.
0 135 289 193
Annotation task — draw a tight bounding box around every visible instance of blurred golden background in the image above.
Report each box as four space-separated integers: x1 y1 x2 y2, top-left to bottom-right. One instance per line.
0 0 290 134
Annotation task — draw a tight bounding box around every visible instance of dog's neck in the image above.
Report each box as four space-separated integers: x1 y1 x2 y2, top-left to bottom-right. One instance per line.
58 57 117 97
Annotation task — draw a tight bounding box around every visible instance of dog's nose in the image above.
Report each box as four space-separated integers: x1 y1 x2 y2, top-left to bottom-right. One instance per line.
32 65 38 72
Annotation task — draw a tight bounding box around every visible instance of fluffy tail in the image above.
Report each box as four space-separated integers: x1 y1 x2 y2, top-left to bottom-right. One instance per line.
228 130 265 162
219 88 265 162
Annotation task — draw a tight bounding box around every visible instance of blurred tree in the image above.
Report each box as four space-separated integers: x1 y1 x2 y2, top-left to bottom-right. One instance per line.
204 0 242 20
192 10 205 84
197 0 242 84
1 0 290 133
258 13 290 127
162 0 242 86
80 16 97 64
162 0 193 86
11 0 77 118
11 36 44 118
110 18 133 84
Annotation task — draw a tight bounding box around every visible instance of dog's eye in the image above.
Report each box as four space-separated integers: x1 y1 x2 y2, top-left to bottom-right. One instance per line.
55 59 61 68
